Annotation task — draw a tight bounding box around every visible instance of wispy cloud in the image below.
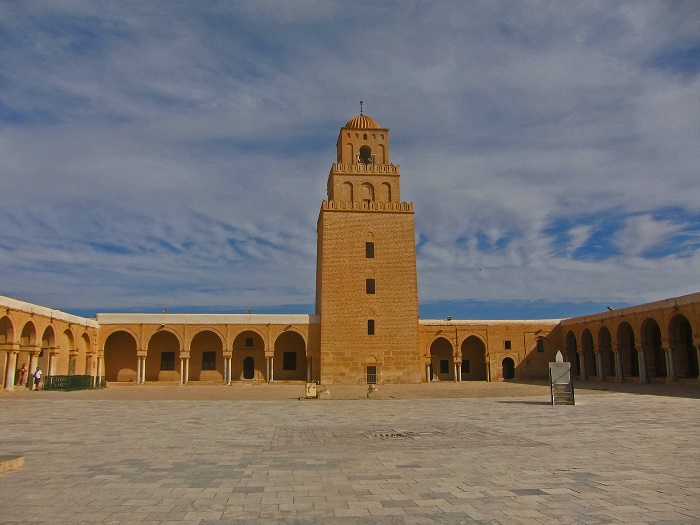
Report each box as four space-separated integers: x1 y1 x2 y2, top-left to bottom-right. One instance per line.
0 1 698 317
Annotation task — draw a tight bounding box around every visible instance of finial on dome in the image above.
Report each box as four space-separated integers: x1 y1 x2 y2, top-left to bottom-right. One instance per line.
360 100 363 116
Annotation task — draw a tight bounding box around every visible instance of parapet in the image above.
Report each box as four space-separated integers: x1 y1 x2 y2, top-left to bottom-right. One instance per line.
331 163 400 174
321 200 413 212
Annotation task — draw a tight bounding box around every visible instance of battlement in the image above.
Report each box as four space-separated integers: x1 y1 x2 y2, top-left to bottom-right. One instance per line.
321 200 413 212
331 163 400 175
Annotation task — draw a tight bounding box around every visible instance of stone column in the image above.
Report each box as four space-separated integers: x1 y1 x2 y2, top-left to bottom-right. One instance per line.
4 350 18 391
137 357 143 385
184 357 189 384
638 348 648 384
227 356 232 385
457 362 462 382
425 364 430 383
270 356 274 382
579 351 588 380
96 356 103 383
306 357 312 383
140 356 147 384
179 358 185 385
667 347 677 382
594 347 605 381
48 350 58 376
266 357 270 384
695 339 700 386
27 350 40 390
453 362 458 382
614 347 624 383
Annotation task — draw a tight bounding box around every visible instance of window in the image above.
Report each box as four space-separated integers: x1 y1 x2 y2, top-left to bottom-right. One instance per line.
536 339 544 353
283 352 297 371
367 319 375 335
461 360 470 374
366 242 374 258
202 351 216 370
504 340 511 350
161 352 175 371
245 337 253 347
366 278 375 294
367 366 377 384
440 359 449 374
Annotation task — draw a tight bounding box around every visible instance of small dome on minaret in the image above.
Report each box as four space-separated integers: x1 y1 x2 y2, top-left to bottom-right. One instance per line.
344 114 380 129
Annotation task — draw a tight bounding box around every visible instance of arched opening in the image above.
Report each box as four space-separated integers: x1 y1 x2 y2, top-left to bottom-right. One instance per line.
460 336 487 381
190 330 223 381
617 322 638 379
41 326 57 375
233 331 265 381
380 182 391 202
429 337 453 381
20 322 37 347
104 331 138 382
0 316 14 345
274 331 307 381
146 331 180 382
565 331 578 375
243 357 255 380
502 357 515 380
79 333 90 376
342 181 353 202
359 145 372 164
60 329 74 376
598 326 614 377
669 314 698 378
641 318 665 378
360 183 374 206
581 329 596 378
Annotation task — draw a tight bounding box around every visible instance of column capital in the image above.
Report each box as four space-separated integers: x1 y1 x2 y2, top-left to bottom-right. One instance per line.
0 342 20 352
48 347 59 356
179 352 190 359
136 350 147 358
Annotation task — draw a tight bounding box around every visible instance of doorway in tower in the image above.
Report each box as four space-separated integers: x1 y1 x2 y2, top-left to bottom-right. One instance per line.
502 357 515 380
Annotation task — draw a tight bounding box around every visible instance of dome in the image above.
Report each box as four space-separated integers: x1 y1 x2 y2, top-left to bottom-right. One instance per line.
345 114 380 129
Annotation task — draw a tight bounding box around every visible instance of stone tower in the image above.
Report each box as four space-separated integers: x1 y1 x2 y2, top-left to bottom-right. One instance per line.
315 112 421 384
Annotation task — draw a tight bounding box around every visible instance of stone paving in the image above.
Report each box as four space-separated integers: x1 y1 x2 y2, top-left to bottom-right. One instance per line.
1 383 699 524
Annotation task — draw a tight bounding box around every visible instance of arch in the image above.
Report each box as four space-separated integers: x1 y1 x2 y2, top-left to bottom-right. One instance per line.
502 357 515 380
377 143 386 164
274 331 307 381
359 145 372 164
669 314 698 378
104 330 138 382
146 330 180 382
232 330 265 381
597 326 615 377
190 330 224 381
345 143 354 165
581 329 596 378
429 337 453 381
617 322 638 379
360 183 374 205
460 335 487 381
641 318 665 378
0 315 15 345
59 328 75 375
380 182 392 202
565 331 578 375
342 181 353 202
78 333 91 376
20 321 37 347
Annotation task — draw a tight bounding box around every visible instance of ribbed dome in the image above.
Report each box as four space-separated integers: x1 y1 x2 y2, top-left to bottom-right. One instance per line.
345 114 380 129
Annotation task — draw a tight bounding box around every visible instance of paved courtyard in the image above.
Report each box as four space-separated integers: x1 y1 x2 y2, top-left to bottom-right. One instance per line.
1 383 699 524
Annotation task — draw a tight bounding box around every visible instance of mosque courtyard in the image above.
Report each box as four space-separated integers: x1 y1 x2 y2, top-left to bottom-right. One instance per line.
1 382 699 524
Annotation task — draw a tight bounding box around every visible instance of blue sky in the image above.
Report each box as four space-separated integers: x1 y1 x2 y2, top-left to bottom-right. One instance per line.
1 1 699 320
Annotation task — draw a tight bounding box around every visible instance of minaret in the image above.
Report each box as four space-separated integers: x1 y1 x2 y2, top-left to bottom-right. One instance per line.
315 108 421 384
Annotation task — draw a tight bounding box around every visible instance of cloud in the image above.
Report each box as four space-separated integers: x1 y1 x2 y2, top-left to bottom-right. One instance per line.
0 1 699 316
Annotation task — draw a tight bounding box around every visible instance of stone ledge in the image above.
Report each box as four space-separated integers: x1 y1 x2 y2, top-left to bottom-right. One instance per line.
0 455 24 475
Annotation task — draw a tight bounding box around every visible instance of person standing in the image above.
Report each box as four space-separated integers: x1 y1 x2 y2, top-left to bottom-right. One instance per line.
18 363 27 386
33 367 43 391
